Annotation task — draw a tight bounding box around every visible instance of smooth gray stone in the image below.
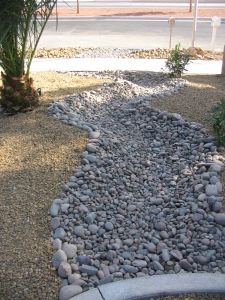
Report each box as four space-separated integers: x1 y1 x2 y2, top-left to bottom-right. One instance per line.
154 221 166 231
161 249 170 262
51 217 61 230
214 213 225 226
152 261 164 271
180 259 192 271
212 202 222 213
132 260 147 268
99 275 114 285
89 131 100 139
52 238 62 250
79 264 98 275
209 163 223 173
74 226 85 237
170 250 183 261
191 213 203 222
194 255 209 265
52 250 67 269
54 228 66 239
58 262 72 278
62 243 77 259
121 265 138 273
88 224 99 234
206 184 218 196
105 222 114 231
87 144 97 153
77 255 91 266
59 285 82 300
50 203 60 217
85 155 97 163
145 243 156 253
85 212 96 224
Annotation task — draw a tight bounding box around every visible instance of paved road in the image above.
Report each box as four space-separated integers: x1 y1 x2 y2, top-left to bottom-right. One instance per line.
39 17 225 50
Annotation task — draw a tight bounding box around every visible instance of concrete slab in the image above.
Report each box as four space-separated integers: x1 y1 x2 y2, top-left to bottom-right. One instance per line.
98 273 225 300
69 288 103 300
30 58 222 75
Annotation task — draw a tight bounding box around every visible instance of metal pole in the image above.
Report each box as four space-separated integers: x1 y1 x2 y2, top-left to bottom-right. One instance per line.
211 27 217 50
222 45 225 75
189 0 192 13
191 0 198 47
77 0 80 14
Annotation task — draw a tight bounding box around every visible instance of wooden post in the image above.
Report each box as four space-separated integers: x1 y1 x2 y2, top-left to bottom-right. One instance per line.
222 45 225 75
77 0 80 14
189 0 192 13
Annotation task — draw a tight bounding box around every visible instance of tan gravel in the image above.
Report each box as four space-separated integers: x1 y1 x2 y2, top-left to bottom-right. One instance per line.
0 72 105 300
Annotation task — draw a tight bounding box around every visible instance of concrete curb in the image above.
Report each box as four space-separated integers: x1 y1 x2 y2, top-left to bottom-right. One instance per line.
70 273 225 300
30 58 222 75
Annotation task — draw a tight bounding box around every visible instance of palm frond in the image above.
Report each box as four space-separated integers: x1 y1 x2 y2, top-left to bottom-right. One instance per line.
0 0 57 78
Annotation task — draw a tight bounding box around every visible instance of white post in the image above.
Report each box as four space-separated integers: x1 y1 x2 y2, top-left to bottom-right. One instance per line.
211 27 217 50
191 0 199 47
168 17 175 49
211 17 221 50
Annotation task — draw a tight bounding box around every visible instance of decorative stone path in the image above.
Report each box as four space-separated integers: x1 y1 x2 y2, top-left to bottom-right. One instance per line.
48 72 225 300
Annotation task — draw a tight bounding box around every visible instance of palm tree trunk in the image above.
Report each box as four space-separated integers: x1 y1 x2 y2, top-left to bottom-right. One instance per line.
1 72 39 113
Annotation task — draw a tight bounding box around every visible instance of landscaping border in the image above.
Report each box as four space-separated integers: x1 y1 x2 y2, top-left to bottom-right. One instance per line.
70 273 225 300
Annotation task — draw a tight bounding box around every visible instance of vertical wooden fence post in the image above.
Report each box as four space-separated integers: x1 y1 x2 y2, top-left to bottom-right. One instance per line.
77 0 80 14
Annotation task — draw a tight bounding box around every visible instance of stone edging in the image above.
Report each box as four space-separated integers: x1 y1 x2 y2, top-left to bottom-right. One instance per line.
70 273 225 300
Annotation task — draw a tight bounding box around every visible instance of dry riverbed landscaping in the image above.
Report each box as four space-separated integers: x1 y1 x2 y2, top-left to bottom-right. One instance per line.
0 69 225 300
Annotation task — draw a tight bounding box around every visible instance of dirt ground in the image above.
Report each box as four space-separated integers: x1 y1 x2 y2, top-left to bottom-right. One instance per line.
52 7 225 18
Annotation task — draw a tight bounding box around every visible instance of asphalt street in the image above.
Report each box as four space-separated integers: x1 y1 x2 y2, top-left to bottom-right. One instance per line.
39 17 225 50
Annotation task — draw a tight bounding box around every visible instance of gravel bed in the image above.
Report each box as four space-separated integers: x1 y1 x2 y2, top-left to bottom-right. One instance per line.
48 71 225 300
36 47 223 60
